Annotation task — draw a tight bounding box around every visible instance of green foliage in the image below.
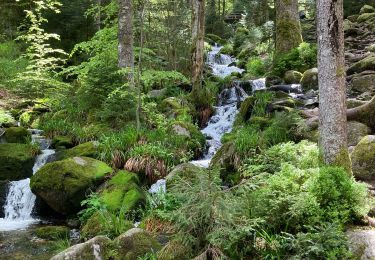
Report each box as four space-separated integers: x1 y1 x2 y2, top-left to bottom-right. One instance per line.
273 42 317 76
142 70 189 92
245 57 267 77
78 193 104 224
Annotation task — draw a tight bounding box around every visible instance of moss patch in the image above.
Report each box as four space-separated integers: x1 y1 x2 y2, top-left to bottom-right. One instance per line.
55 141 98 160
4 127 31 144
0 143 35 181
34 226 70 240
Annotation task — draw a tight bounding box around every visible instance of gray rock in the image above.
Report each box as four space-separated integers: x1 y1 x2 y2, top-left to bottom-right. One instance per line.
347 228 375 260
348 121 371 146
51 236 112 260
148 88 168 99
172 125 190 137
351 73 375 93
351 135 375 180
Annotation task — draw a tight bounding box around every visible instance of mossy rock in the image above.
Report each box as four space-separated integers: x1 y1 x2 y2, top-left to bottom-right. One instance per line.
159 97 193 119
357 12 375 22
114 228 161 260
265 75 283 87
205 33 227 46
347 55 375 75
351 135 375 180
239 96 255 122
55 141 98 161
300 68 318 91
210 142 239 184
284 70 303 84
350 73 375 93
30 157 113 215
166 163 203 189
100 171 146 213
348 121 371 147
34 226 70 240
0 109 17 128
360 4 375 14
51 136 74 149
169 121 206 156
4 127 31 144
51 236 113 260
0 143 35 181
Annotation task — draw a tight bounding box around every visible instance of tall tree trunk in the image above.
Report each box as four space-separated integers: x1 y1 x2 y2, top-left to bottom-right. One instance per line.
275 0 302 57
96 0 101 31
317 0 351 172
191 0 205 91
118 0 134 72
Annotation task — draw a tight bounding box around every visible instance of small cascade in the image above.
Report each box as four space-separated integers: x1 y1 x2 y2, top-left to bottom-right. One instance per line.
207 44 244 78
0 130 55 231
250 78 266 92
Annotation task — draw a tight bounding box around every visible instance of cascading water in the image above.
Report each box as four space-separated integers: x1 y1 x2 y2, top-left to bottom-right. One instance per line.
149 44 261 193
0 130 55 231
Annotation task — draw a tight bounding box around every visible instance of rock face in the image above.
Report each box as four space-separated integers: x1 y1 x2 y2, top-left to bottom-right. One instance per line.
55 141 98 161
0 143 35 181
4 127 31 144
114 228 161 260
284 70 303 84
351 135 375 180
300 68 318 91
347 228 375 260
30 157 113 215
347 121 371 146
51 236 112 260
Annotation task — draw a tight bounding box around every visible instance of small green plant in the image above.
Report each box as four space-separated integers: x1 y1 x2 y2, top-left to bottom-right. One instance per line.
98 206 133 238
51 237 71 253
78 193 104 224
246 57 266 77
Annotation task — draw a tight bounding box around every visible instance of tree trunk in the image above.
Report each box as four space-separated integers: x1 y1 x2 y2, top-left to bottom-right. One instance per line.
275 0 302 56
96 0 101 31
118 0 134 71
191 0 205 91
317 0 351 171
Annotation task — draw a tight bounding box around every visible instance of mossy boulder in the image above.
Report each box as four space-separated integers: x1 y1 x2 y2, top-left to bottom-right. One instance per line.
350 73 375 93
348 121 371 147
55 141 98 161
239 96 255 122
357 12 375 22
351 135 375 180
51 236 113 260
170 121 206 156
166 163 203 188
51 136 74 149
114 228 161 260
99 171 146 213
0 143 35 181
34 226 70 240
284 70 303 84
300 68 318 91
30 157 113 215
159 97 193 119
347 55 375 75
4 127 30 144
360 4 375 14
265 75 283 87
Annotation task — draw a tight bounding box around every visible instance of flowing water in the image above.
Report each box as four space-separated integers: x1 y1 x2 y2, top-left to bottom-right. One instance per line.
0 130 55 231
149 44 266 193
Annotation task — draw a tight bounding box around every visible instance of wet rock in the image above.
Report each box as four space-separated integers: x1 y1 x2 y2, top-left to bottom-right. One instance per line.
347 228 375 260
351 135 375 180
51 236 112 260
30 157 112 215
301 68 319 91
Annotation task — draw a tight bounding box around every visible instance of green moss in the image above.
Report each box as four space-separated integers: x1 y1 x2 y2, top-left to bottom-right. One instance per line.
55 141 98 160
30 157 112 215
357 12 375 22
347 55 375 75
284 70 303 84
19 111 39 128
0 143 35 181
51 136 74 149
275 19 303 56
351 135 375 180
301 68 319 90
34 226 70 240
239 96 255 122
81 212 107 239
4 127 31 144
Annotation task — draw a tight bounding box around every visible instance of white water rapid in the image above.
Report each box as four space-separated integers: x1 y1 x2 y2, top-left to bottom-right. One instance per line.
149 44 265 193
0 130 55 231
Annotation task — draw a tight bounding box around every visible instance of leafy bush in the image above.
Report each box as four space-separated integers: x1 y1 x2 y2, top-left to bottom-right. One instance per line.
273 42 317 76
246 57 267 77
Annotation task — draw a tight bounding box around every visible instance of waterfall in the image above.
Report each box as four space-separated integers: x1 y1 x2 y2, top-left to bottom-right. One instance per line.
207 44 244 78
0 131 55 231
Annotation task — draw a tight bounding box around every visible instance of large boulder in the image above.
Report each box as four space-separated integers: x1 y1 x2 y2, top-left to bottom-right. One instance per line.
30 157 113 215
360 5 375 14
347 228 375 260
351 135 375 180
284 70 303 84
0 143 35 181
348 121 372 146
51 236 112 260
347 55 375 75
4 127 31 144
350 73 375 93
114 228 161 260
300 68 319 91
55 141 98 161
